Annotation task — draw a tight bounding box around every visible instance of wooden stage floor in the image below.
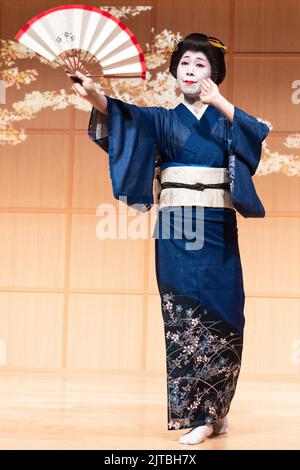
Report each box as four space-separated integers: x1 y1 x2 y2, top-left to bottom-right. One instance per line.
0 370 299 450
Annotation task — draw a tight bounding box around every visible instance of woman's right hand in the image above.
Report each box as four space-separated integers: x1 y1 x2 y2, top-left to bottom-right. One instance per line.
66 57 97 99
67 70 97 99
66 57 108 114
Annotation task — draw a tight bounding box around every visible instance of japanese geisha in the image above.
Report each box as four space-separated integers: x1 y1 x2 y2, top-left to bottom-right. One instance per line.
68 33 269 445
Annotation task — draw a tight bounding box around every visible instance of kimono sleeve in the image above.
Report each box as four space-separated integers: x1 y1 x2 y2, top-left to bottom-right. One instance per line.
88 95 162 210
229 106 270 176
88 104 109 153
226 106 270 218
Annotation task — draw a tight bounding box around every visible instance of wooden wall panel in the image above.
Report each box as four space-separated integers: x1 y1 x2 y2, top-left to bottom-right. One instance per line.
0 292 64 368
148 237 158 293
0 135 69 208
238 217 300 296
0 213 67 288
235 0 300 52
155 0 231 51
233 58 300 131
254 173 300 214
67 293 144 369
72 136 116 210
3 59 72 130
241 297 300 377
146 295 165 371
69 214 146 290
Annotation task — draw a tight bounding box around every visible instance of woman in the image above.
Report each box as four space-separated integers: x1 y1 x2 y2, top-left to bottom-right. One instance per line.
68 33 269 445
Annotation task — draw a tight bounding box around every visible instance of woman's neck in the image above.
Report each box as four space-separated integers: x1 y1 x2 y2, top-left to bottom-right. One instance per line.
183 96 206 113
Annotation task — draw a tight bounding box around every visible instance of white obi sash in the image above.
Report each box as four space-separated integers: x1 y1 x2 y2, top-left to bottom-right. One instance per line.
158 166 234 210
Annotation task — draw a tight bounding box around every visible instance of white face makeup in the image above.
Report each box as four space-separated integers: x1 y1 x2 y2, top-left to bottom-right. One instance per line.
176 50 211 97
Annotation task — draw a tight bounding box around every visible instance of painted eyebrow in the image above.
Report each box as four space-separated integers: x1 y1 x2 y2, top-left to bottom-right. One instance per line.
182 55 207 63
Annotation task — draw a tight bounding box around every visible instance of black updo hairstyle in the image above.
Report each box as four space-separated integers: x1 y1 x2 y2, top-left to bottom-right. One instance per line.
169 33 227 85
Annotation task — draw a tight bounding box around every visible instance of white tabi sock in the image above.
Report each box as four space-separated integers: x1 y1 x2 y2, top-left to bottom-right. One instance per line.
179 424 213 445
179 416 229 445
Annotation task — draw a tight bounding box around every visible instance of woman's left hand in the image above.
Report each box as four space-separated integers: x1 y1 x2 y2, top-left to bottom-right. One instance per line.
200 78 221 105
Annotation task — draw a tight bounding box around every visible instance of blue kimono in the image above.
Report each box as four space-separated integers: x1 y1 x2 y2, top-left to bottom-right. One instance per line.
88 96 269 430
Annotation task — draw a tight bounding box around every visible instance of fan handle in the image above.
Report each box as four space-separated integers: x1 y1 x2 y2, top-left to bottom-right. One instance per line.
68 74 89 84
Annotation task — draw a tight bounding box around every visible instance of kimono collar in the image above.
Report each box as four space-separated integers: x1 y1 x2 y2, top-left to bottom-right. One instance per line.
182 101 208 119
174 102 221 140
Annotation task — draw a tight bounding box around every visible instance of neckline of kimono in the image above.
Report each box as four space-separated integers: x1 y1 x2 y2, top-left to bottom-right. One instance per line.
174 102 221 137
175 102 214 126
181 101 209 120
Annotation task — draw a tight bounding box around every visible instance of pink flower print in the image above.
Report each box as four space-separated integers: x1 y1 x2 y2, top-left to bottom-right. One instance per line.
196 354 208 363
168 420 181 430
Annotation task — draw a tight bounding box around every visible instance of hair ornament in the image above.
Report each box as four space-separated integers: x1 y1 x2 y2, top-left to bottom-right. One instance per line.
207 37 227 52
